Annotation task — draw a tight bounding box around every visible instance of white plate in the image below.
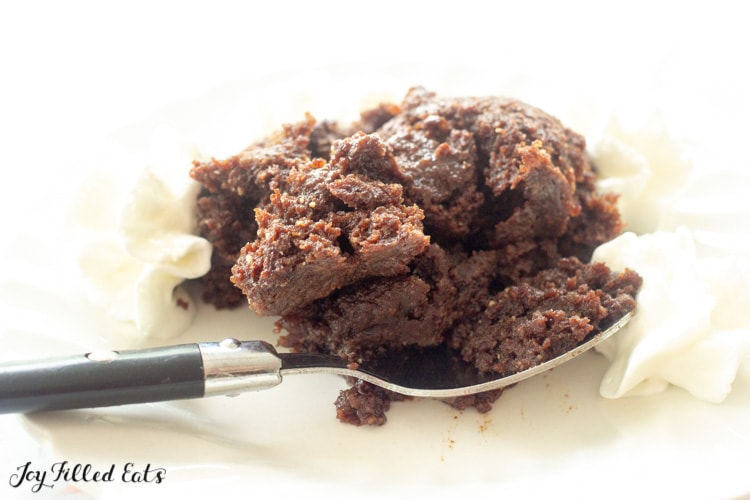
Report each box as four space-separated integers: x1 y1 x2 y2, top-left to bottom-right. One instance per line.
2 65 750 500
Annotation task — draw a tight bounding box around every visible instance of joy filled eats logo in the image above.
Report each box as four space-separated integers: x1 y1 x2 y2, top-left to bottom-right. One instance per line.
8 461 166 493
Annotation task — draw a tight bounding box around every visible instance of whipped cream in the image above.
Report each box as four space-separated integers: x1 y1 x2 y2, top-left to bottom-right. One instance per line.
593 230 750 402
587 105 750 402
73 127 212 339
590 109 692 235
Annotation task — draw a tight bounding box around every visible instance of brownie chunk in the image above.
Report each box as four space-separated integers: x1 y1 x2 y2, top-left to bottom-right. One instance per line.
230 133 429 316
448 257 642 375
190 116 317 307
189 88 641 426
277 244 455 362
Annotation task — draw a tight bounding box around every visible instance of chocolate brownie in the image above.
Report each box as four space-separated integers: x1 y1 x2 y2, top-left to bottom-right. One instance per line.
190 87 641 425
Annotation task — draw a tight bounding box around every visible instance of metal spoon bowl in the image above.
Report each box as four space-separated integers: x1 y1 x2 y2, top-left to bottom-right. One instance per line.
0 312 632 414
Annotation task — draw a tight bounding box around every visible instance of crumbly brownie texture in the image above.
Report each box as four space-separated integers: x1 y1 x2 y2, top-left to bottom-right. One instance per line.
190 87 641 426
191 118 317 307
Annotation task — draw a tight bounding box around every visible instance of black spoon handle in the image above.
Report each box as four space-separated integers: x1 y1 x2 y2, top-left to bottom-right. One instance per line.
0 340 283 414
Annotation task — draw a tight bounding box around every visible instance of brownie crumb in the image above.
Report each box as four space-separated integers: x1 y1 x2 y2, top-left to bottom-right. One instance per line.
335 379 409 426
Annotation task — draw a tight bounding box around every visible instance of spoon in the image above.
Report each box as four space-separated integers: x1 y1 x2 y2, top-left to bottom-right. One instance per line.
0 312 632 414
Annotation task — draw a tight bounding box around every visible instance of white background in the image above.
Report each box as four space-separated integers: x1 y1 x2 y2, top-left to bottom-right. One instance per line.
2 0 747 179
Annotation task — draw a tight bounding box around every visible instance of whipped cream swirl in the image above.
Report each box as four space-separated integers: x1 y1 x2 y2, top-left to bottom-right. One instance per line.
74 128 212 339
587 106 750 403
